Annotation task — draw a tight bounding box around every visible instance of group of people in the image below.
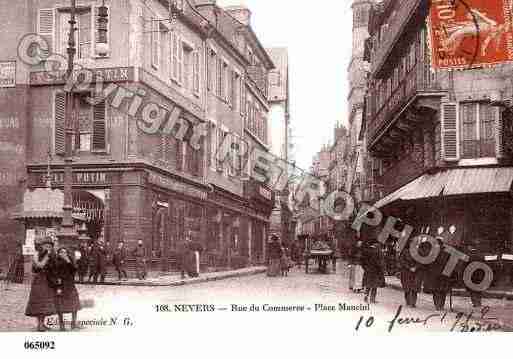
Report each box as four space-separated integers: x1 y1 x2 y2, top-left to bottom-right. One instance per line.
348 234 484 310
267 235 294 277
25 237 82 332
75 239 148 283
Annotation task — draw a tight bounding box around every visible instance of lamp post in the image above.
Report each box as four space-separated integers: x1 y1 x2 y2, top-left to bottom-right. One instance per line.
57 0 78 246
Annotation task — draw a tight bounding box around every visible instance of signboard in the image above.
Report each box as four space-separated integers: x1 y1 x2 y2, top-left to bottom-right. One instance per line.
25 229 35 247
31 171 111 187
429 0 513 70
0 61 16 88
30 67 134 86
148 172 207 200
22 245 36 256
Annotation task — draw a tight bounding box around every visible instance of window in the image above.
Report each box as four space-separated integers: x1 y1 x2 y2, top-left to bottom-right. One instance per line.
209 122 218 169
220 61 228 100
59 10 92 59
208 49 217 92
231 71 240 111
171 32 180 80
460 103 496 159
54 92 107 155
240 77 246 116
183 43 193 89
193 51 200 95
151 19 160 69
269 70 281 86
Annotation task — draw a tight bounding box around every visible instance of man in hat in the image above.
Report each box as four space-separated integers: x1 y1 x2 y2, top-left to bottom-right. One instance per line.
132 240 147 280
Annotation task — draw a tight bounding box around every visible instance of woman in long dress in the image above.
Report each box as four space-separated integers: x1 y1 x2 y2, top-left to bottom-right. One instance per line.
49 247 82 331
25 237 57 332
348 240 364 293
267 235 282 277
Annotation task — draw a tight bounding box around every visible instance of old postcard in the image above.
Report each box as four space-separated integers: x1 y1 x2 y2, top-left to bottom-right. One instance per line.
1 0 513 356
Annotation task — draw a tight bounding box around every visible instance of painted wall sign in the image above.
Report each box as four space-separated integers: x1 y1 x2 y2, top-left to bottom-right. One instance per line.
429 0 513 70
148 172 207 200
30 67 134 86
0 61 16 88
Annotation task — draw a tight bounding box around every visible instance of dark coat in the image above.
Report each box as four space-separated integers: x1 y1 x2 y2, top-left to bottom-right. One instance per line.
397 244 423 292
112 247 127 267
361 243 385 289
76 246 89 272
422 238 457 294
267 242 283 260
48 257 81 314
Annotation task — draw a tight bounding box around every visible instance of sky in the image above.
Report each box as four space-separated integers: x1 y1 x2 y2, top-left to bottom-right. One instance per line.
217 0 354 171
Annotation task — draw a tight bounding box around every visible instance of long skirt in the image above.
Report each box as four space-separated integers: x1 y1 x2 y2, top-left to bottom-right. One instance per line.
349 264 364 290
55 285 81 314
267 258 281 277
25 273 57 317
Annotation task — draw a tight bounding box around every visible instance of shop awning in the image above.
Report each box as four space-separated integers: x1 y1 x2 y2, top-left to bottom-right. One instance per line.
12 188 84 221
374 167 513 209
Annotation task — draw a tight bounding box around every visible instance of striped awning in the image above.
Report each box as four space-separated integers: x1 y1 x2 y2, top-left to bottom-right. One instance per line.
12 188 85 221
374 167 513 209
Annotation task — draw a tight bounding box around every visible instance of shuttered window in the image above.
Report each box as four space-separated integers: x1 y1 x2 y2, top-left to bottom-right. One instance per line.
441 102 459 161
54 92 66 155
193 51 200 95
459 102 497 159
92 98 107 151
240 77 245 116
171 32 179 80
38 9 55 59
151 19 160 69
176 140 183 171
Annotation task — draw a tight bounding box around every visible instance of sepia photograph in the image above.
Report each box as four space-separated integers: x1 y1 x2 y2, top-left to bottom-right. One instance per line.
1 0 513 356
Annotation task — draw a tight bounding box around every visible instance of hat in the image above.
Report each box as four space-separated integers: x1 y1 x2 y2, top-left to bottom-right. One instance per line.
35 236 54 246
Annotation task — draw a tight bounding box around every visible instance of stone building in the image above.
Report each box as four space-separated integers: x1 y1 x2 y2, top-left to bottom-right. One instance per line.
363 0 513 283
0 0 275 272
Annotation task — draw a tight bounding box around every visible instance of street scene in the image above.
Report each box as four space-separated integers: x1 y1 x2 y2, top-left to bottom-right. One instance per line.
1 0 513 340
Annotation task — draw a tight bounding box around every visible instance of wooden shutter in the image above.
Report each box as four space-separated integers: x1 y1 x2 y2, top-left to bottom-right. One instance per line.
193 51 200 94
240 77 246 115
54 92 66 155
151 19 159 69
38 9 55 59
496 107 505 158
94 5 110 57
176 140 183 171
441 102 460 161
178 38 184 84
92 100 107 151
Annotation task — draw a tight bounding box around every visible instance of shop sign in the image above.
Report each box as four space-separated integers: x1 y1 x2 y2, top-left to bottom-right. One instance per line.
32 171 110 186
30 67 134 86
429 1 513 70
148 172 207 200
0 61 16 88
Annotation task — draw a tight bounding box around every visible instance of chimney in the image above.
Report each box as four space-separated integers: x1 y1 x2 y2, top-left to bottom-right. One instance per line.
224 5 252 26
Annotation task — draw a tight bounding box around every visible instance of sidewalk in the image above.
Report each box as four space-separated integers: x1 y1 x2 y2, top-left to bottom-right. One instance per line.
76 266 267 287
386 276 513 300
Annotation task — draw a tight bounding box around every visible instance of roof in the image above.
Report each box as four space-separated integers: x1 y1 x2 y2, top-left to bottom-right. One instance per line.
374 167 513 208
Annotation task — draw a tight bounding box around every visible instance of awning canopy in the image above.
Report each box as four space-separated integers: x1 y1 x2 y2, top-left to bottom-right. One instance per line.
12 188 85 221
374 167 513 209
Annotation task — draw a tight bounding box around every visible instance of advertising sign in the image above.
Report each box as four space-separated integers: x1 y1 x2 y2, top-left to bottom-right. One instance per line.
429 0 513 70
0 61 15 88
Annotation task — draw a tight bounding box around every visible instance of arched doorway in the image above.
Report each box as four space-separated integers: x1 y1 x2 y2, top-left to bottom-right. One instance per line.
72 190 105 241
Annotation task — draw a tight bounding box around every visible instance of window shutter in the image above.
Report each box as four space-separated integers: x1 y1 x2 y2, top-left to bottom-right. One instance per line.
441 102 460 161
94 5 110 57
178 38 184 84
240 78 246 115
171 32 178 80
92 99 107 151
38 9 55 59
151 20 159 69
54 92 66 155
193 51 200 94
176 140 183 171
496 107 505 158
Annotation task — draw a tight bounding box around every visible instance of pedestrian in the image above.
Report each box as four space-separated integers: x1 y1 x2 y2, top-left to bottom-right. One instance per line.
462 245 484 308
48 247 81 331
397 239 423 308
76 241 89 283
132 240 147 280
24 237 58 332
96 238 108 283
423 236 454 311
113 241 128 281
280 246 291 277
176 239 189 279
361 240 385 304
348 240 364 293
87 243 97 283
186 239 203 278
267 235 282 277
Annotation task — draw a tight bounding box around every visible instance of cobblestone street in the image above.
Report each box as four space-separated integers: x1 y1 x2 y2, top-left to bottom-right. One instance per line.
2 262 512 333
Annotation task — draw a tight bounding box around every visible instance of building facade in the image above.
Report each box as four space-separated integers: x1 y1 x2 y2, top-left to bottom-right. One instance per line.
364 0 513 283
0 0 275 272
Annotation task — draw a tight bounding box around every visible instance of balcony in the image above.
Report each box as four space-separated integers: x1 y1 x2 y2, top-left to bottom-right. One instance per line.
371 0 423 76
368 62 445 148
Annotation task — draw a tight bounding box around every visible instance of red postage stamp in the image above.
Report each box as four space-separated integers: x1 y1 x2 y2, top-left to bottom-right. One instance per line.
429 0 513 70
